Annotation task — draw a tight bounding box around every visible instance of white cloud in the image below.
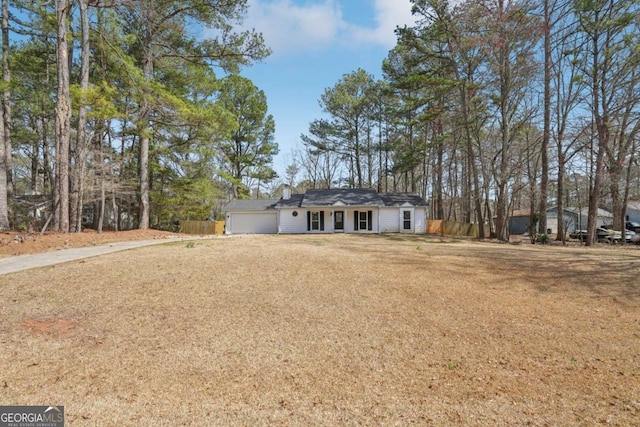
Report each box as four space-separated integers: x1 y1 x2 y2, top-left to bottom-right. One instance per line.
244 0 344 55
244 0 417 56
348 0 416 47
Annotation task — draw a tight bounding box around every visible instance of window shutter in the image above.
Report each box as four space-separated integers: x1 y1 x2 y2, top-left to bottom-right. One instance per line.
354 210 359 231
320 211 325 231
307 211 311 231
368 210 373 231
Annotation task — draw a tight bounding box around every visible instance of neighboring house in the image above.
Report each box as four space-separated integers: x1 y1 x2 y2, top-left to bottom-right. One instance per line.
14 194 50 223
565 207 613 231
546 207 579 234
626 201 640 223
223 188 428 235
507 207 583 235
507 209 532 235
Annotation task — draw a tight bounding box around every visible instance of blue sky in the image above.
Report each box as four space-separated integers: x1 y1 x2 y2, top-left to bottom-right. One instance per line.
237 0 418 177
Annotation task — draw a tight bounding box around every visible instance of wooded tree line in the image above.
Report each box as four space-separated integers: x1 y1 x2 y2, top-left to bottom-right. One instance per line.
296 0 639 245
0 0 277 232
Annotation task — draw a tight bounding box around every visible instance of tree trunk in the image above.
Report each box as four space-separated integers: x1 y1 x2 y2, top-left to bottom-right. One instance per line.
112 191 119 231
366 125 372 188
54 0 71 232
495 180 509 242
31 134 39 195
97 178 105 233
70 0 90 232
459 81 484 237
494 0 512 243
621 140 636 244
556 150 566 244
138 44 153 229
0 78 8 230
2 0 12 203
354 126 362 188
586 117 606 246
585 7 604 247
538 0 550 235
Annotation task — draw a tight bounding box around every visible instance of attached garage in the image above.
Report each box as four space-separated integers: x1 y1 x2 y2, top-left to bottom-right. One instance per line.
223 199 278 234
227 212 277 234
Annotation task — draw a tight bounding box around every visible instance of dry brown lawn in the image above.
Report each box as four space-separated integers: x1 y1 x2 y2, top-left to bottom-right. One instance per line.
0 234 639 426
0 229 178 257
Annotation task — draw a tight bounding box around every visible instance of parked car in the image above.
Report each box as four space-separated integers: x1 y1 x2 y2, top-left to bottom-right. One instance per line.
626 221 640 233
604 229 632 244
606 221 640 233
626 229 638 243
597 227 618 243
600 228 637 244
569 228 611 242
568 227 637 243
569 229 586 240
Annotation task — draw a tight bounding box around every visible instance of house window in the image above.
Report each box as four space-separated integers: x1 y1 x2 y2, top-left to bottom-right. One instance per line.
353 210 373 231
307 211 325 231
403 211 411 230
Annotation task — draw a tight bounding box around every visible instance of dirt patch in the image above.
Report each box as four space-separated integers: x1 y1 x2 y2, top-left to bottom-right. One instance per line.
23 318 76 337
0 229 180 257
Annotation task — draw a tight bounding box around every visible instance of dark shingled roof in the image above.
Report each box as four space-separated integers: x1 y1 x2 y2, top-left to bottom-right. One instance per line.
300 188 384 207
274 194 304 208
380 193 428 207
226 190 429 211
223 199 278 212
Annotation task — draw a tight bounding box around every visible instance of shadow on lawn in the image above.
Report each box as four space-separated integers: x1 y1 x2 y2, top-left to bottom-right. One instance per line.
278 233 640 302
472 248 637 293
359 234 640 303
361 233 470 244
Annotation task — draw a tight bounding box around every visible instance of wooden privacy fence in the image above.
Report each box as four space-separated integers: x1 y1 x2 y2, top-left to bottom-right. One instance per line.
179 220 225 235
427 220 488 238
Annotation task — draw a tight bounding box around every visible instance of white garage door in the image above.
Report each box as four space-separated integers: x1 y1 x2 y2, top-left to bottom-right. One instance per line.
230 212 278 234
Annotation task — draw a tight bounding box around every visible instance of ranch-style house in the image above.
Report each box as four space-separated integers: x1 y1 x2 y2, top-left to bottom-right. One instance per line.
223 188 428 235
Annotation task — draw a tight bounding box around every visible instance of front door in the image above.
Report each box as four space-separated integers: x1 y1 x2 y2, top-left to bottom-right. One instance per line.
334 211 344 232
401 209 413 233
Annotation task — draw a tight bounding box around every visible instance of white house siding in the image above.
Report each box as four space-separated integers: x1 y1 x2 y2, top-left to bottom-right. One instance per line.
547 216 576 234
276 206 426 234
278 208 313 233
278 208 380 233
379 207 426 234
414 207 426 233
227 212 277 234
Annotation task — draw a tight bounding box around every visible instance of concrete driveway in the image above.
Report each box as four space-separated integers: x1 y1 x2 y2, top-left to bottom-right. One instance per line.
0 238 202 275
